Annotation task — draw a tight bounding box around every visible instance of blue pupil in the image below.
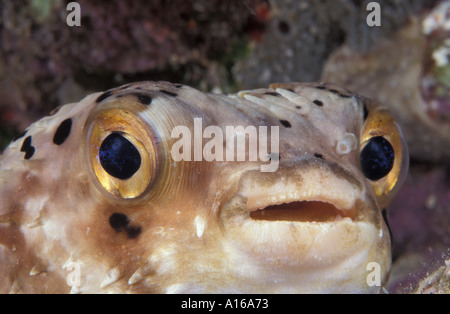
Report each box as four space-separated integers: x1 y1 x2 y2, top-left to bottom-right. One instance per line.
99 133 141 180
360 136 394 181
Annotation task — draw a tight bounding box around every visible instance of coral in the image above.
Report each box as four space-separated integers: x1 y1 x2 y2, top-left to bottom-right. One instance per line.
233 0 438 89
414 258 450 294
387 162 450 293
322 2 450 162
0 0 268 148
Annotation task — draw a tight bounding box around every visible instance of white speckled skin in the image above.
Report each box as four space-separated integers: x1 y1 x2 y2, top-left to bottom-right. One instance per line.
0 81 405 293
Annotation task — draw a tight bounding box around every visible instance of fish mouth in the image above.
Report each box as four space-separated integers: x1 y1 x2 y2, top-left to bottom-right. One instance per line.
218 166 390 293
219 166 380 266
248 200 355 223
236 165 362 224
218 165 392 291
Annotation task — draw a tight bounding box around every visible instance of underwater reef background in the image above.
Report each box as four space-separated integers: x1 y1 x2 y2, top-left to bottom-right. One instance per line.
0 0 448 293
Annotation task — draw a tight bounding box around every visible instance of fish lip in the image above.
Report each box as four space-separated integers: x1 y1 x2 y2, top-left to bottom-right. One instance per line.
219 189 362 226
247 197 356 223
226 163 365 224
242 183 360 224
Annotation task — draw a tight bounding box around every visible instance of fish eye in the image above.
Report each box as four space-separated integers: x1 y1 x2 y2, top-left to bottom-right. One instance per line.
359 105 409 207
84 100 159 199
99 133 141 180
360 136 394 181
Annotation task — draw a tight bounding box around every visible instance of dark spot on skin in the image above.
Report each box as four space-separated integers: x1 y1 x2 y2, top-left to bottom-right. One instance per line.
295 106 301 109
313 100 323 107
264 92 281 97
328 89 352 98
134 93 153 105
315 85 352 98
109 213 142 239
314 153 324 159
174 84 183 89
279 120 291 128
363 104 369 121
53 118 72 145
126 225 142 239
109 213 129 232
20 136 35 160
160 90 178 97
96 91 113 103
13 130 27 142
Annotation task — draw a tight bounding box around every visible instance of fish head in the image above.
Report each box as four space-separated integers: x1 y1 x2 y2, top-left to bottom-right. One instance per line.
0 81 408 293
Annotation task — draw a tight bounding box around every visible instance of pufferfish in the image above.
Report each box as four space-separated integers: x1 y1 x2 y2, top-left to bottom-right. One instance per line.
0 81 408 293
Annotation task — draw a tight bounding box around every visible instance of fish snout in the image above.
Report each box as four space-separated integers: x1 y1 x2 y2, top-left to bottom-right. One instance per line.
218 164 391 292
